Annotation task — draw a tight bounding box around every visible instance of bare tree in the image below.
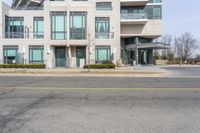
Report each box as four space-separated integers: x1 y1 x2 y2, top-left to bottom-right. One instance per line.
160 34 173 58
87 32 95 72
174 32 198 63
160 34 173 45
155 34 175 63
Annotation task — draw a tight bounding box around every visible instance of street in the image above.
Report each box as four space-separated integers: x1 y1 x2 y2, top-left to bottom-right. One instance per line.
1 88 200 133
0 66 200 133
162 66 200 77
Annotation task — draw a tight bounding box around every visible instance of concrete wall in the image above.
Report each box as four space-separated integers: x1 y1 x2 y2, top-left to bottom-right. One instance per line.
121 20 163 38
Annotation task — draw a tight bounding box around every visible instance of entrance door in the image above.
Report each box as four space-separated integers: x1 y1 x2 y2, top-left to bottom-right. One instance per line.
76 47 86 67
139 50 147 65
55 47 66 67
129 51 135 65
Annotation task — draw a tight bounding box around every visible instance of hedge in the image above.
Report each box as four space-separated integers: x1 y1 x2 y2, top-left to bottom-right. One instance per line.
84 64 115 69
0 64 46 69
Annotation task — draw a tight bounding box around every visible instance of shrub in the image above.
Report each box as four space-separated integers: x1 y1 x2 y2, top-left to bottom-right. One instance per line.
102 60 113 64
84 64 115 69
0 64 46 69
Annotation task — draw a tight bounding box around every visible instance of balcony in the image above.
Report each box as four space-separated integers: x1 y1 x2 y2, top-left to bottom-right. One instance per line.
12 0 43 10
5 32 44 39
121 13 148 24
95 32 114 39
13 6 43 10
120 0 149 6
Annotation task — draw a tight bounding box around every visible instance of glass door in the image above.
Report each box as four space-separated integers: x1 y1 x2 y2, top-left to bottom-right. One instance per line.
55 47 66 67
76 47 86 67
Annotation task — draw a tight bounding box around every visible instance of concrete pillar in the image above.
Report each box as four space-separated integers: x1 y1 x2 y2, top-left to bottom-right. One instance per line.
148 49 153 64
0 45 3 64
135 37 139 65
68 46 71 68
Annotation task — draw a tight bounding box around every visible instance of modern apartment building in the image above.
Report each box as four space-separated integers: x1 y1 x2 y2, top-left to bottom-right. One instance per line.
0 0 166 68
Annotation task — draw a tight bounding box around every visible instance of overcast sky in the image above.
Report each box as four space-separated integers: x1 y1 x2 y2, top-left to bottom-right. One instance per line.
2 0 200 38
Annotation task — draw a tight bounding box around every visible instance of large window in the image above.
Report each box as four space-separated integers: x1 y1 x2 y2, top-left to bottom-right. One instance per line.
121 6 147 19
51 12 67 40
95 46 111 63
34 17 44 38
3 46 18 64
146 5 162 19
121 5 162 19
124 37 152 45
5 16 24 38
95 17 110 39
70 12 87 40
29 46 44 64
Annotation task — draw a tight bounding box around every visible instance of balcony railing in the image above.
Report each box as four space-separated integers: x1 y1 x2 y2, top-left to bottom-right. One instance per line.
95 32 114 39
5 32 44 39
1 59 47 65
121 13 147 19
12 6 43 10
4 32 115 40
96 7 113 11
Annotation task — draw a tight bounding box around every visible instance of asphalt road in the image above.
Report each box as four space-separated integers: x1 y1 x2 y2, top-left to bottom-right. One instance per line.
162 66 200 76
1 73 200 133
0 76 200 89
1 88 200 133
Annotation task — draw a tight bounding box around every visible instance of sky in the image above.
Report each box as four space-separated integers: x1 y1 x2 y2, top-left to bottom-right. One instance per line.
2 0 200 39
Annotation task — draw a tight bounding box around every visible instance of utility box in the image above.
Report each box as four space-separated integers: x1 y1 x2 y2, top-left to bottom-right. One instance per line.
79 59 85 69
133 60 136 67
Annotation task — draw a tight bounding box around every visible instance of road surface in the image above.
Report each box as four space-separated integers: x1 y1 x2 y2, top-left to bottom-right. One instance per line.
0 75 200 133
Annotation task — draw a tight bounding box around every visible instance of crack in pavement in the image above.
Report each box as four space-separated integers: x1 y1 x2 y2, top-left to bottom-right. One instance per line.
0 94 56 133
0 77 50 96
0 77 56 133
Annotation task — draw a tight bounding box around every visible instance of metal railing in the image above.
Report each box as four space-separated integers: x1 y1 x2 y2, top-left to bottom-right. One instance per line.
121 13 147 19
4 32 115 40
95 32 114 39
1 59 47 65
5 32 44 39
96 7 113 11
12 6 43 10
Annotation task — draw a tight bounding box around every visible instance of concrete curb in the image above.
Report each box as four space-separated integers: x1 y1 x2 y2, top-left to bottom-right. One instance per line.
0 68 168 77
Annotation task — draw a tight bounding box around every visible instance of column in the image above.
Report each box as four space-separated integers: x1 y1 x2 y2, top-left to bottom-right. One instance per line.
68 46 71 68
135 37 139 65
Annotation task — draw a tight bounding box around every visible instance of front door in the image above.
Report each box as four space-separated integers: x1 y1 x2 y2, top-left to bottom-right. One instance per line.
76 47 86 67
55 47 66 67
139 50 147 65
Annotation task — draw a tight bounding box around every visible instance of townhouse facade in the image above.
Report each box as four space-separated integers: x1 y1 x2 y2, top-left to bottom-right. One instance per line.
0 0 166 68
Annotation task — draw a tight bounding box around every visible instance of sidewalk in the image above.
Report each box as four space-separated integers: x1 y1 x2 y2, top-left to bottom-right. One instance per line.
0 66 169 77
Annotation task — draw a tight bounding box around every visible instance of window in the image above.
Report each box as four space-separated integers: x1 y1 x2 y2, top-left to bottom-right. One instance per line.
70 12 87 40
5 16 24 38
124 37 152 45
146 5 162 19
121 6 147 19
121 5 162 19
149 0 162 3
95 46 111 63
95 17 110 39
96 2 112 11
29 46 44 64
3 46 18 64
51 12 67 40
34 17 44 38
